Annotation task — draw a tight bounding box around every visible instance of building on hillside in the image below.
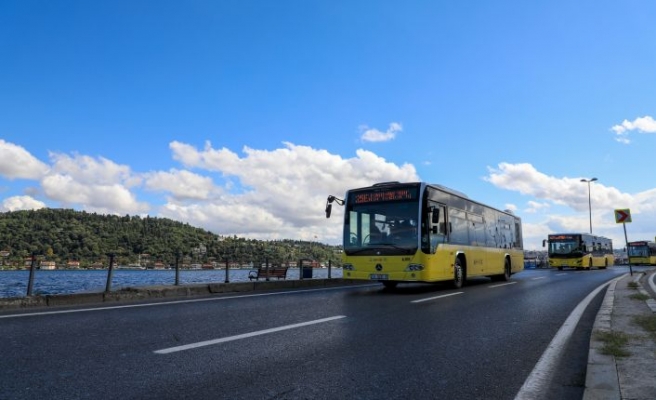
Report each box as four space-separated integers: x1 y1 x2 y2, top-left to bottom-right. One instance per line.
39 260 56 270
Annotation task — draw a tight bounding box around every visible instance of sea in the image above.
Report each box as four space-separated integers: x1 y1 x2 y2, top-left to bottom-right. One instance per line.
0 267 343 299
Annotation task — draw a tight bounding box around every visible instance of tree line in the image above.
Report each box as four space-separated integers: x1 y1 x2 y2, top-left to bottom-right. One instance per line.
0 209 342 268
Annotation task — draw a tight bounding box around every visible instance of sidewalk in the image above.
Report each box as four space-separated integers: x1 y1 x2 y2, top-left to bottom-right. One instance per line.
584 269 656 400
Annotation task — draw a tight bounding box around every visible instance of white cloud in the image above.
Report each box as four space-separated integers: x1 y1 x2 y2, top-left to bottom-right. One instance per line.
485 163 632 212
164 141 419 241
41 174 149 215
143 169 219 201
35 152 149 215
611 115 656 144
49 153 135 186
525 200 550 214
485 162 656 250
0 140 49 180
359 122 402 143
1 195 46 212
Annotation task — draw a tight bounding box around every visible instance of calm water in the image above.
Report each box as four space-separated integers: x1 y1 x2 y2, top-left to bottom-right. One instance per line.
0 268 343 299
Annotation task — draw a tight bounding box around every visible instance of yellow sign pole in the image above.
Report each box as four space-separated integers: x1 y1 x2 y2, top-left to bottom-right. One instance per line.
615 208 633 276
622 222 632 276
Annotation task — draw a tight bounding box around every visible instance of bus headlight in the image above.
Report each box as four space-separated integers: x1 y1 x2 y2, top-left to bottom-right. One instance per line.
405 264 424 272
343 264 355 271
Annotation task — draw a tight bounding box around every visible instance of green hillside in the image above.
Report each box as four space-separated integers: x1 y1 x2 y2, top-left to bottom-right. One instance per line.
0 209 342 269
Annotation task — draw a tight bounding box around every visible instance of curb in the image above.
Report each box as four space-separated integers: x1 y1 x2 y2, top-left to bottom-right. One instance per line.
0 278 364 310
583 274 622 400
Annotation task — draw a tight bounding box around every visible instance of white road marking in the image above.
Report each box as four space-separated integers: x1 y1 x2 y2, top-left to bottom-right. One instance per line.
555 273 567 276
514 275 624 400
488 281 517 288
411 292 463 304
531 277 546 281
153 315 346 354
649 271 656 294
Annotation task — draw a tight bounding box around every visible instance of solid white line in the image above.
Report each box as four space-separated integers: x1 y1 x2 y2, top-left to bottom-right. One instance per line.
153 315 346 354
0 285 370 319
411 292 463 304
649 271 656 294
488 282 517 288
531 277 546 281
514 275 623 400
555 273 567 276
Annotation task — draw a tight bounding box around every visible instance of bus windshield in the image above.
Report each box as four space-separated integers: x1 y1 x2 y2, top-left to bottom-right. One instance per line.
343 199 419 256
548 238 582 256
628 244 648 257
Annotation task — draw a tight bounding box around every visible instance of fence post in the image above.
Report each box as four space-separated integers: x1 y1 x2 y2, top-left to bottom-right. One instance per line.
175 253 180 286
26 253 36 296
265 258 270 281
105 253 115 293
328 259 332 279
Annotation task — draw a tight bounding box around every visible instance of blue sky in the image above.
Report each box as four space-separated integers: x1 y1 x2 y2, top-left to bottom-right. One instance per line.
1 1 655 250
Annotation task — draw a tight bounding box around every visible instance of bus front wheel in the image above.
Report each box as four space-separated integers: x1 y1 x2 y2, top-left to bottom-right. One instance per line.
453 259 464 289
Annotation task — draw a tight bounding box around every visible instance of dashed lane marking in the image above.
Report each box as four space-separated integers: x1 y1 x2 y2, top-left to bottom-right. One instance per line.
410 292 463 304
153 315 346 354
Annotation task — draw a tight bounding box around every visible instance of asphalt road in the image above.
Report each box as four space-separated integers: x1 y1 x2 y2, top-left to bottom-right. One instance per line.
0 267 629 400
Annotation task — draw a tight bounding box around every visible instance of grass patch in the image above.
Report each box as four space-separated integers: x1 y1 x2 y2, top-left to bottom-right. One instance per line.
629 293 651 301
633 315 656 340
595 331 631 357
627 281 639 289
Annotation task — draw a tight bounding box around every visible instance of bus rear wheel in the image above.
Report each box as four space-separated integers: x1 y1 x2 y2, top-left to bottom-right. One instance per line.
453 259 464 289
491 259 511 282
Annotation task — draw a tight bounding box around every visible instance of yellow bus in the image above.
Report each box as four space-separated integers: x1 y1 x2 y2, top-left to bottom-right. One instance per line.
543 233 614 270
627 240 656 265
325 181 524 289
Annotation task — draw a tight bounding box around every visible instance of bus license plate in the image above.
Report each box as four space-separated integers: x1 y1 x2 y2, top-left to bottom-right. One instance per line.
370 274 388 280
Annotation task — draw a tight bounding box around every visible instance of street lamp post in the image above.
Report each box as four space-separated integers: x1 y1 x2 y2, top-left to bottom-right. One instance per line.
580 177 598 234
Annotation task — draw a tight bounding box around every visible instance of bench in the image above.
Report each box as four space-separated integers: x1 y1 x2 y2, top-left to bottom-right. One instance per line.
248 266 289 281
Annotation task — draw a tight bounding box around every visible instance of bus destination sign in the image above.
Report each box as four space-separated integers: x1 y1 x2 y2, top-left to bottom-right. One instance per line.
549 235 575 241
351 188 418 204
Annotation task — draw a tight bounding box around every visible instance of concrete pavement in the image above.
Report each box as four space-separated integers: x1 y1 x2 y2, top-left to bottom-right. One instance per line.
584 268 656 400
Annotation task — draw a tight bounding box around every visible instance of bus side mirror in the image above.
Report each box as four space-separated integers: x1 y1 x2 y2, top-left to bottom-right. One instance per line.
542 239 546 247
325 195 344 219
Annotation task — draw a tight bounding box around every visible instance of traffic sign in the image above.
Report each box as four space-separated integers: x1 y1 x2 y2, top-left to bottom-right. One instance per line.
614 209 632 223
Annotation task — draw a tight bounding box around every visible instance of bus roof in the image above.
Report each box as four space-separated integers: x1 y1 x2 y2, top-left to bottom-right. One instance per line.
346 181 520 221
548 233 613 241
628 240 656 246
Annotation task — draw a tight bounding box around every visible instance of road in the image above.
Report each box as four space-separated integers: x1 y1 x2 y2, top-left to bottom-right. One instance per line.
0 266 631 400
